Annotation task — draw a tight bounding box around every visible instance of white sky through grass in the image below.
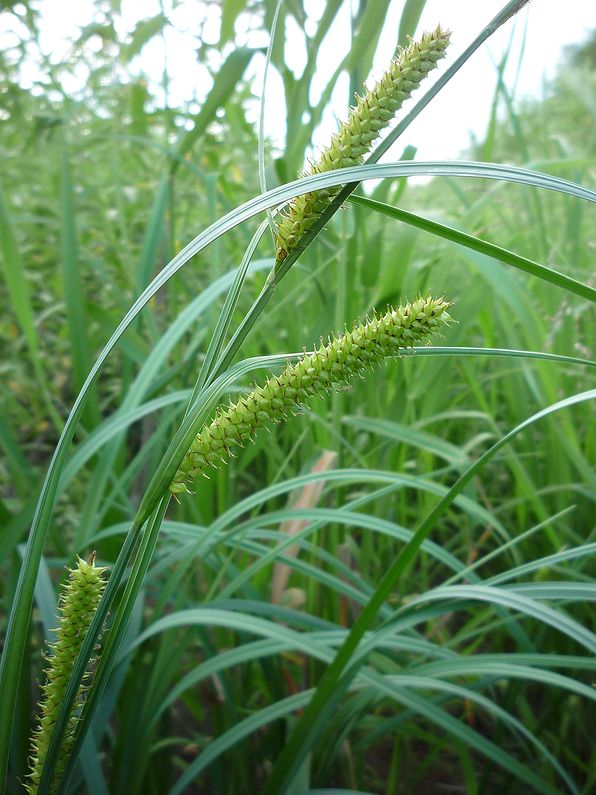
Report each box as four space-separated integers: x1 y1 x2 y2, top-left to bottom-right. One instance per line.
3 0 594 163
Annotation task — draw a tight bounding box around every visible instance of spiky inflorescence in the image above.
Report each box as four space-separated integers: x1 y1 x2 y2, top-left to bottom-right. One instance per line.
27 556 107 794
171 296 453 494
274 25 451 263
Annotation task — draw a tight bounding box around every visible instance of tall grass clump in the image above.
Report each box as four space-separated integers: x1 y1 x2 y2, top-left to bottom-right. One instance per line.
1 1 595 794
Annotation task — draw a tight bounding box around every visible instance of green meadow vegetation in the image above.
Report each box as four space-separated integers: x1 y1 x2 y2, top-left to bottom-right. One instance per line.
0 1 595 793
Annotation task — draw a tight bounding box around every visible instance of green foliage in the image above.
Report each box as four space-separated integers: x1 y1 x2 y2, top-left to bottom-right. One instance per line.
0 2 594 795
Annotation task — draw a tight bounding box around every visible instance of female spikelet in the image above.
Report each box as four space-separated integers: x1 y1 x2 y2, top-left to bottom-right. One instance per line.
171 295 453 494
27 556 107 794
275 26 451 262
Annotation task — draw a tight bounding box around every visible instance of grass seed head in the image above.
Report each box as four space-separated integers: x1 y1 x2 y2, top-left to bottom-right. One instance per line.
275 25 451 263
171 295 453 495
27 556 107 794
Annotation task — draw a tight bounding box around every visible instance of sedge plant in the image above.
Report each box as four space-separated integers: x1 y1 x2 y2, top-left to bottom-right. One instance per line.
23 24 456 795
2 2 595 794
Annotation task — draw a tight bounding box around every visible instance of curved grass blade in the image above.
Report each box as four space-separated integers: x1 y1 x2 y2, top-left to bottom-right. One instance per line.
487 543 596 586
60 391 190 495
117 606 571 795
400 585 595 654
412 655 596 681
213 501 501 602
441 506 578 587
76 257 271 547
343 416 470 465
410 346 595 367
259 389 595 794
208 508 469 603
208 161 596 385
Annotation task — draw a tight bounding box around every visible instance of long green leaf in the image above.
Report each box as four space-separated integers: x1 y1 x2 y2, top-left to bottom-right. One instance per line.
60 130 98 421
343 415 469 465
347 194 596 303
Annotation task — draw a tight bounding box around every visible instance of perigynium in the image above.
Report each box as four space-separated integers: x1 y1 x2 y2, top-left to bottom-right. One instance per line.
274 25 451 263
27 556 107 795
171 295 453 494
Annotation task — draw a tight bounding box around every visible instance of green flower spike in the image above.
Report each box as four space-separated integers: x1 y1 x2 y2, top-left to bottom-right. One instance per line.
27 555 107 795
171 295 453 494
275 25 451 263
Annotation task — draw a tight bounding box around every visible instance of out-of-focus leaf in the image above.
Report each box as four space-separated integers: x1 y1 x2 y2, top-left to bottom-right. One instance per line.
129 81 149 137
123 14 168 62
398 0 428 46
220 0 246 45
345 0 393 73
174 47 257 169
77 22 117 46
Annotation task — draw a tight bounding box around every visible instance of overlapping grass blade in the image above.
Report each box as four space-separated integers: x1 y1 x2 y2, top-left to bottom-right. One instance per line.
487 544 596 585
150 614 572 795
76 258 270 547
113 606 575 794
190 220 271 401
